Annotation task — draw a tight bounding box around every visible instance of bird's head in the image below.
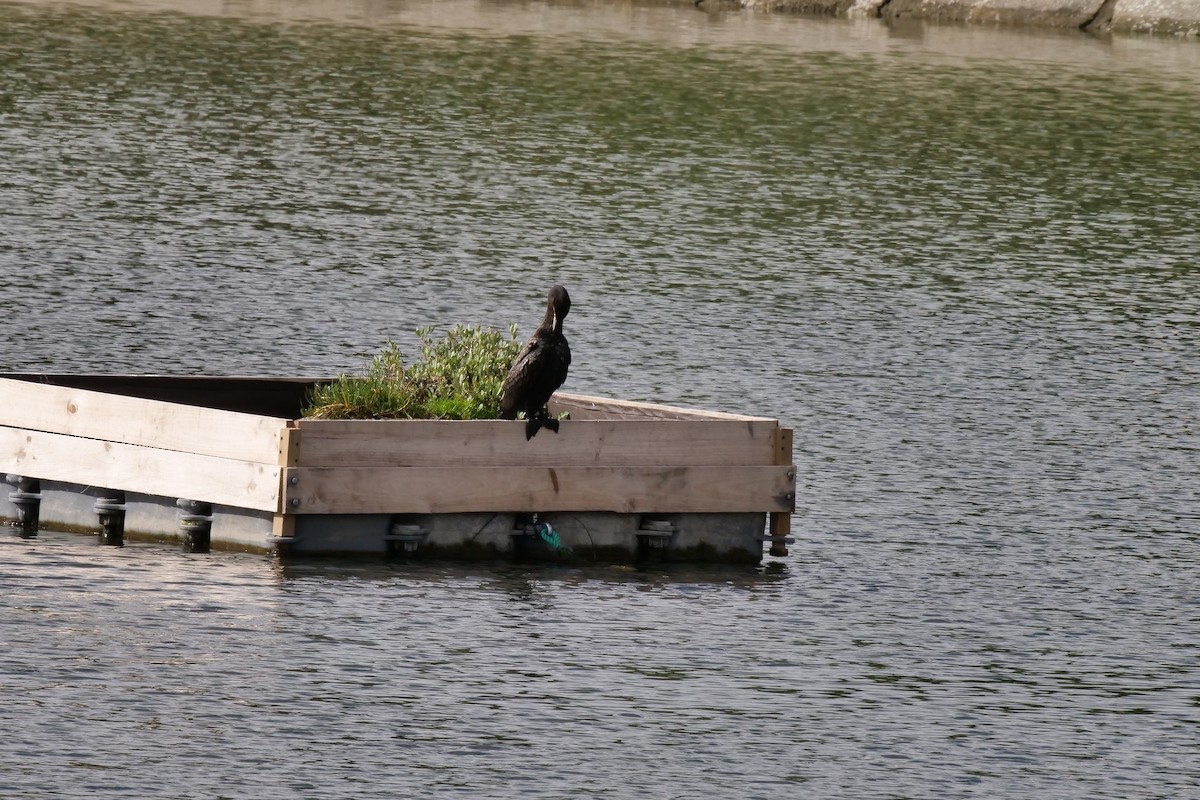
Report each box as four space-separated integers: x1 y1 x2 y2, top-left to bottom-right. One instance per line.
548 284 571 328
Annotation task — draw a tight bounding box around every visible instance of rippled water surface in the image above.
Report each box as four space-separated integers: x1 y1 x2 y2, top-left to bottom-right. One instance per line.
2 1 1199 797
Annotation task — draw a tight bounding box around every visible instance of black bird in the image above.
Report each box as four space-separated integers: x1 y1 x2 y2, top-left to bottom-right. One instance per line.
500 284 572 440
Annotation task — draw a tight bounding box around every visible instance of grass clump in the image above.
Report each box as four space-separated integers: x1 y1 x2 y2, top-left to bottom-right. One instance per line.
303 324 521 420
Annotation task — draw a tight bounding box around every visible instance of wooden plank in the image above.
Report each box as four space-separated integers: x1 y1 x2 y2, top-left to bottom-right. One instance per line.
0 377 288 462
768 512 792 556
292 419 780 467
278 424 302 467
0 426 281 511
550 392 777 422
281 465 795 515
769 427 795 556
774 427 794 469
777 427 796 514
272 514 297 540
272 425 302 537
1 373 327 418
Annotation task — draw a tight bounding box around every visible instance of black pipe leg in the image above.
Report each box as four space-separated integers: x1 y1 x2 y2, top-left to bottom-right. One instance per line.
94 491 127 546
177 499 213 553
6 475 41 539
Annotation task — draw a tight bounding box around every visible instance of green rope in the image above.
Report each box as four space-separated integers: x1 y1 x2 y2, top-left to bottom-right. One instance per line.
536 521 573 555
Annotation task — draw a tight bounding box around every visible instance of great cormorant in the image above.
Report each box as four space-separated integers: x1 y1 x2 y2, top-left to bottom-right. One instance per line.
499 285 571 440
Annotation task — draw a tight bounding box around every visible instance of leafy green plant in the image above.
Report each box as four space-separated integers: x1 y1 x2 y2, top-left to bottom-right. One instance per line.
303 325 521 420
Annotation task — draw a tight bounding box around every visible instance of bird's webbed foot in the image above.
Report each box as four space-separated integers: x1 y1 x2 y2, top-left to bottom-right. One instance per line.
523 407 561 440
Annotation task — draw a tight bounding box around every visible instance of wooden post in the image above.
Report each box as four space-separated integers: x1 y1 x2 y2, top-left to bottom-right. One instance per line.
272 425 301 543
769 427 794 557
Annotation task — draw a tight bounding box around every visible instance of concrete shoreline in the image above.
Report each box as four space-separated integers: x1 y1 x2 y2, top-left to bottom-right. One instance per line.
737 0 1199 36
13 0 1200 38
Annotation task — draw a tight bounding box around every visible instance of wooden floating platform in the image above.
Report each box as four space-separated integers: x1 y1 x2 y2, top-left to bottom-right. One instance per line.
0 374 795 562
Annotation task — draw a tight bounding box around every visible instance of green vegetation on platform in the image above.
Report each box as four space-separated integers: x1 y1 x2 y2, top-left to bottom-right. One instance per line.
304 325 521 420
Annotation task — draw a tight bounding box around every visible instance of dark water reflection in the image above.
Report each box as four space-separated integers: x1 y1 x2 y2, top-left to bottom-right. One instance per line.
2 1 1199 797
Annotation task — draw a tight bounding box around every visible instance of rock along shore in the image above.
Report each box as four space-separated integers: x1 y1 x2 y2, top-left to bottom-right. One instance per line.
736 0 1200 37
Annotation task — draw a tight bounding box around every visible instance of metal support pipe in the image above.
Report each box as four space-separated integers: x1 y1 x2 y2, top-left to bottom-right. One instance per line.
177 499 213 553
94 491 127 546
636 517 675 561
385 518 429 556
6 474 41 538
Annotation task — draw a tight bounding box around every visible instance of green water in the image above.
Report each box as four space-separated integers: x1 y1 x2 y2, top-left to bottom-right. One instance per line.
2 2 1199 798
